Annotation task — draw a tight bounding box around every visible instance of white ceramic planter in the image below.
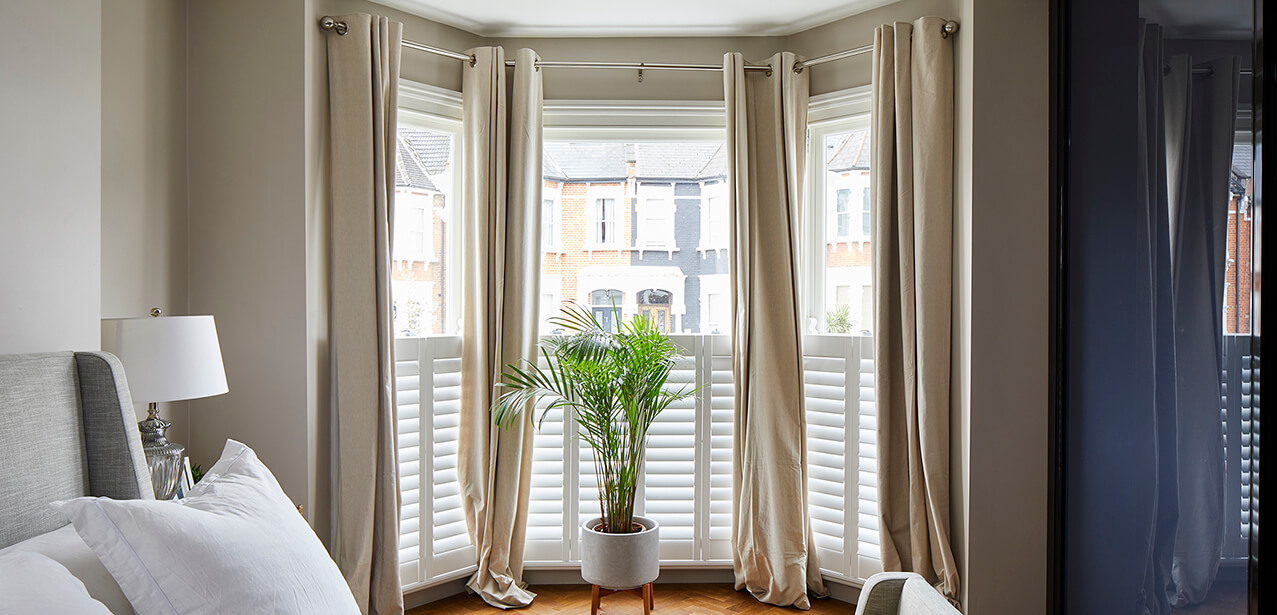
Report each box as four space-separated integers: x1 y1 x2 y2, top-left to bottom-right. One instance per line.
580 516 660 590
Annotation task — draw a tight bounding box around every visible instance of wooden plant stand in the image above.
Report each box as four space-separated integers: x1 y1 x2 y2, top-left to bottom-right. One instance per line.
590 583 654 615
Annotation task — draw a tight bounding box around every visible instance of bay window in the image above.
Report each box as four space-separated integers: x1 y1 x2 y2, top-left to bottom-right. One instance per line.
393 91 881 589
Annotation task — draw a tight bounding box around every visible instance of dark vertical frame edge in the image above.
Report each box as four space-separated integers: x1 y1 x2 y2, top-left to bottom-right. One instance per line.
1048 0 1067 613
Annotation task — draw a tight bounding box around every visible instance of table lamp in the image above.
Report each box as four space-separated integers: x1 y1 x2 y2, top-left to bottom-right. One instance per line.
102 309 228 500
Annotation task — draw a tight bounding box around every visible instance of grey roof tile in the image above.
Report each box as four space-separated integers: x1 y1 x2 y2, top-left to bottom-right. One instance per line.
827 129 870 172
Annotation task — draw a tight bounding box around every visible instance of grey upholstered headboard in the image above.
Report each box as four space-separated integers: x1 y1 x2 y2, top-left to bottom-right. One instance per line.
0 351 153 548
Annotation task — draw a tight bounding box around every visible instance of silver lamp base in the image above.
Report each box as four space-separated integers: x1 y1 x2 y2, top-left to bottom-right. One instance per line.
138 403 185 500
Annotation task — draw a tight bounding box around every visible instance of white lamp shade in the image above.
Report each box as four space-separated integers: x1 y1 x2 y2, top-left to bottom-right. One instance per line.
101 315 229 403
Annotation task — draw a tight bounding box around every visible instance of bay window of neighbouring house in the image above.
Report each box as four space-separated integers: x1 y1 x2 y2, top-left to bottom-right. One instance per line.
392 89 882 588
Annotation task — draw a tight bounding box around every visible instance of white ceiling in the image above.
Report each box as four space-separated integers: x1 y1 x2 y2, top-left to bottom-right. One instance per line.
372 0 899 37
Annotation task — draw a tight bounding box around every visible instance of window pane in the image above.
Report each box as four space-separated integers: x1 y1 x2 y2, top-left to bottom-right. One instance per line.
542 141 727 333
392 125 457 337
821 128 872 335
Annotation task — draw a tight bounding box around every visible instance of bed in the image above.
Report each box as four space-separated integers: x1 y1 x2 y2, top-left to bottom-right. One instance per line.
0 352 359 614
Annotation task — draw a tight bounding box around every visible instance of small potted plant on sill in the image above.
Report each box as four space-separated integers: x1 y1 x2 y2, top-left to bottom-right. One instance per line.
492 304 693 594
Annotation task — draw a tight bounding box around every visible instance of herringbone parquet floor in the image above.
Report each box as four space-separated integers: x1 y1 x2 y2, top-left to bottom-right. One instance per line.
407 584 854 614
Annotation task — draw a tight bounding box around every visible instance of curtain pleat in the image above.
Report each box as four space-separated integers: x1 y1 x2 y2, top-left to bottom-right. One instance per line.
723 50 827 611
458 46 543 609
871 17 960 603
1163 54 1238 609
1136 23 1179 615
325 13 405 615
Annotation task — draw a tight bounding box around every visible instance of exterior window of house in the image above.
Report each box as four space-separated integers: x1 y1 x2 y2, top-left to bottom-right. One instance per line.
590 289 623 332
640 197 673 248
591 197 618 246
637 288 673 333
835 188 851 239
542 198 559 250
705 292 726 334
708 197 727 245
862 187 871 236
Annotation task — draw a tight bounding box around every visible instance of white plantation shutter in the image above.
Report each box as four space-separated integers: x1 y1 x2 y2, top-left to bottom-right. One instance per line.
523 335 734 566
706 336 735 561
802 335 881 580
394 336 475 589
642 352 697 560
854 338 882 574
1222 335 1258 559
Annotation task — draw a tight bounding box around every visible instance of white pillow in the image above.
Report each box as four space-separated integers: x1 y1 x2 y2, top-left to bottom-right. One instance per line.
52 439 360 615
0 550 113 614
0 524 132 613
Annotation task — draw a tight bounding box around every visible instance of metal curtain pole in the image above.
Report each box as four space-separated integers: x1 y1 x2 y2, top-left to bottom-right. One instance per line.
318 15 961 75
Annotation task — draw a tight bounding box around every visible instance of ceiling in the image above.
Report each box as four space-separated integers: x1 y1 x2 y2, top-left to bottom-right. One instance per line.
1140 0 1253 39
372 0 899 37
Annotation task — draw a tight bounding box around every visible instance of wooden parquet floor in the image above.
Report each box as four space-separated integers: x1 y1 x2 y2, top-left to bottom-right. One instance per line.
1170 581 1248 615
407 584 854 614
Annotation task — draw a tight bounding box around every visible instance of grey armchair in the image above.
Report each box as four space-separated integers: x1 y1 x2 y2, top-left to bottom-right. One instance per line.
855 573 962 615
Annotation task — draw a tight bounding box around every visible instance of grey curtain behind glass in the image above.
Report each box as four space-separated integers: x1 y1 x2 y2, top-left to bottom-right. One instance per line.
1164 53 1238 609
1136 22 1240 613
457 46 543 609
325 13 404 615
1136 23 1179 615
870 17 960 603
723 50 827 610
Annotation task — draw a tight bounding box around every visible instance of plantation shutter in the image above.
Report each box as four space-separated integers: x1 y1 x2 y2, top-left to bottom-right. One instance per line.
525 377 570 562
706 336 735 561
394 337 476 589
802 335 881 580
642 351 698 561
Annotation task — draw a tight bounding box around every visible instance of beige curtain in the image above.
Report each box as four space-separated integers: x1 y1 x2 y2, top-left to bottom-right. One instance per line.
457 47 543 609
723 51 827 610
871 17 960 603
324 13 404 615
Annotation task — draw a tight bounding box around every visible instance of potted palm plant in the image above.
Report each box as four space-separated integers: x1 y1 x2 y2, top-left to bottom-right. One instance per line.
492 304 693 591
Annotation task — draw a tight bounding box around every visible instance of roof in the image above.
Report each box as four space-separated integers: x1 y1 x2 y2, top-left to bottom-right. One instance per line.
395 129 452 192
542 142 727 182
1233 143 1253 179
827 129 870 172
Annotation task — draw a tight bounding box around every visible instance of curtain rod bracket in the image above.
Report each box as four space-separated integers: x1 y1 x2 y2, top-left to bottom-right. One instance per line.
319 16 347 36
638 62 645 83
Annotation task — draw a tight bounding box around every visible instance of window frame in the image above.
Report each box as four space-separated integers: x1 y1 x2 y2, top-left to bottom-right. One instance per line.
804 87 872 334
397 81 464 337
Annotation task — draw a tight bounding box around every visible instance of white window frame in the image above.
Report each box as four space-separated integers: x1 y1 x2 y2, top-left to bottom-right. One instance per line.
585 184 624 249
542 185 561 252
804 87 872 334
637 183 676 249
392 196 433 262
394 81 474 593
700 180 729 251
398 81 463 337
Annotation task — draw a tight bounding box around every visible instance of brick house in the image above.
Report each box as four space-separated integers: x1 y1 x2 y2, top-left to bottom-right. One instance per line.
540 142 729 334
823 130 873 334
1224 143 1254 335
391 128 451 336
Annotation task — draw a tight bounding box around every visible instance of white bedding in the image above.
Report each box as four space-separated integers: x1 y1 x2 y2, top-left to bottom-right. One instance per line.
0 524 133 614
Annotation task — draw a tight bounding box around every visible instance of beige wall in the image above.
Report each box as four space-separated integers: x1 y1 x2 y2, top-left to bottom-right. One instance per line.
185 0 312 515
101 0 191 441
87 4 1051 608
965 0 1049 611
494 36 783 101
0 0 102 354
787 0 962 95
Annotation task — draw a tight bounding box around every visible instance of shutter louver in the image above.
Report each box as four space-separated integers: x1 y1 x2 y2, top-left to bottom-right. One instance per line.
643 353 697 560
706 336 734 561
393 337 475 590
802 335 880 580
